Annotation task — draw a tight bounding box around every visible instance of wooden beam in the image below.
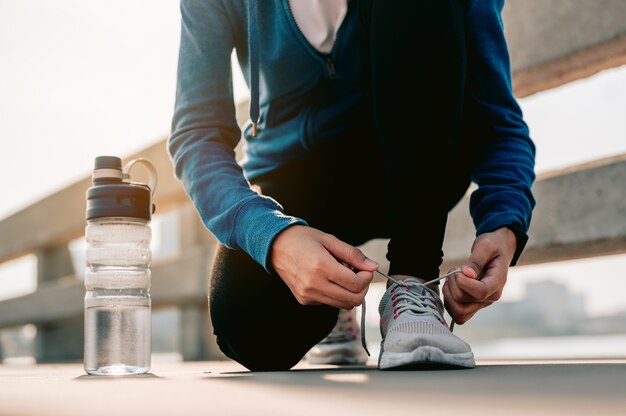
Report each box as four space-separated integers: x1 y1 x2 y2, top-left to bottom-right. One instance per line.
0 245 213 329
513 34 626 98
441 153 626 270
503 0 626 97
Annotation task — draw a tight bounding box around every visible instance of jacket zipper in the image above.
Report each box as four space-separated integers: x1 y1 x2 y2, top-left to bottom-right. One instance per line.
285 0 338 80
326 56 336 79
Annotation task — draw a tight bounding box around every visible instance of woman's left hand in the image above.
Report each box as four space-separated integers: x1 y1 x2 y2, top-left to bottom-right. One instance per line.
442 227 517 325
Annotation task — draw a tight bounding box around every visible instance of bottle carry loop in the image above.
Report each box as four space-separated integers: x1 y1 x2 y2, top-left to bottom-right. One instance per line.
122 158 158 199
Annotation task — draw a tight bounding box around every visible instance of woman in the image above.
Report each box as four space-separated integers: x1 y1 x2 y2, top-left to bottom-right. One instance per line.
169 0 536 370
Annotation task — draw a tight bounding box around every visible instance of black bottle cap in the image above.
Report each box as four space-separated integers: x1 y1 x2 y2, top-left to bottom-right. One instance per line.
94 156 122 170
86 156 153 221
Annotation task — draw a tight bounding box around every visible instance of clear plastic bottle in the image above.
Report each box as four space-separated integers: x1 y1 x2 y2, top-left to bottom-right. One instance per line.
84 156 157 375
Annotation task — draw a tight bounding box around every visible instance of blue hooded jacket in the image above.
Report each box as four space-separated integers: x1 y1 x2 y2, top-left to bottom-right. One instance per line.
168 0 536 271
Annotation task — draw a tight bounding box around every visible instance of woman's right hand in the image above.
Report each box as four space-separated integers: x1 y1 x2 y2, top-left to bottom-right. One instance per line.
270 225 378 309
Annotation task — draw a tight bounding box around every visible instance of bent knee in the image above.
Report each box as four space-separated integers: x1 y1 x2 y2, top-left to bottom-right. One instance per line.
215 333 305 371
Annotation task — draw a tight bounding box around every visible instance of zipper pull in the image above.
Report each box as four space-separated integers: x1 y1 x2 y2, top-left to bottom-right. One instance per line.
326 56 336 79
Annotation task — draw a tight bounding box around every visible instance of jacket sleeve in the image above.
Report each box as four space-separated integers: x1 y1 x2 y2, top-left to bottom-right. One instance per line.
465 0 537 265
168 0 306 272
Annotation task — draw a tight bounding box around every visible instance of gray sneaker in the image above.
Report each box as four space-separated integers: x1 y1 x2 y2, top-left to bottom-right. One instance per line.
378 278 475 369
305 308 369 365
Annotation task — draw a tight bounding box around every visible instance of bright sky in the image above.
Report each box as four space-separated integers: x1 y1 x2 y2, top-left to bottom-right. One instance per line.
1 0 626 315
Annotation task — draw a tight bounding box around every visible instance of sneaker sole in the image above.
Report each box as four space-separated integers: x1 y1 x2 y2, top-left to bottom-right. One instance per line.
306 353 368 365
379 344 475 370
305 341 369 365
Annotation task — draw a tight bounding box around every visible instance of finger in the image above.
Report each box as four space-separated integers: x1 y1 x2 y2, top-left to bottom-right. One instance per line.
444 273 475 304
299 294 352 310
314 280 369 309
324 255 372 293
322 235 379 271
456 262 505 301
294 278 357 309
443 287 492 324
443 280 496 323
462 236 499 279
442 282 464 321
454 310 478 326
443 283 473 323
355 270 375 286
454 273 495 301
488 288 504 302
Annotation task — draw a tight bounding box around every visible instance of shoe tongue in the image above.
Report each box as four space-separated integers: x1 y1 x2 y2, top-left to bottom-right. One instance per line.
399 279 443 313
379 278 427 315
401 278 432 296
403 277 426 286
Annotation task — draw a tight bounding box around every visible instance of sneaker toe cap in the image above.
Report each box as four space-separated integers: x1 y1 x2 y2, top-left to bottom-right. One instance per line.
384 332 471 354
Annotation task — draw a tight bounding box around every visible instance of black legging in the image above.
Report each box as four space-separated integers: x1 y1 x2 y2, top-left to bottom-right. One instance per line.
210 0 468 371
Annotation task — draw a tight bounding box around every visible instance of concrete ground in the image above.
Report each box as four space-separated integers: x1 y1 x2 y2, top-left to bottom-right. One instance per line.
1 359 626 416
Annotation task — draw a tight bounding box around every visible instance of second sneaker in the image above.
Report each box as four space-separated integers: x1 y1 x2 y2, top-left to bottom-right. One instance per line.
305 308 369 365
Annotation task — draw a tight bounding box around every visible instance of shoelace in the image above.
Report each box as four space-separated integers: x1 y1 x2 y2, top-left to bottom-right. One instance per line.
387 281 444 321
359 267 462 356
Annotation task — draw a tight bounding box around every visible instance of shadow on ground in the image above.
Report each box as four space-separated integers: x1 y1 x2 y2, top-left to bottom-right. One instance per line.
212 362 626 399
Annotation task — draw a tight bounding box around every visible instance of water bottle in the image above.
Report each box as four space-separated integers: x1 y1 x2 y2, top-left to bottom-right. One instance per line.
84 156 157 375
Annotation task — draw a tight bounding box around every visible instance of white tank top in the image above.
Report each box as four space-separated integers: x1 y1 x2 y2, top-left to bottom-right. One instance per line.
288 0 349 54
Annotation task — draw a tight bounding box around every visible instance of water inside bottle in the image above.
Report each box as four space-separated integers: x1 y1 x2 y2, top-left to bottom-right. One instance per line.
84 297 151 375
